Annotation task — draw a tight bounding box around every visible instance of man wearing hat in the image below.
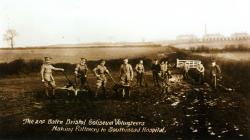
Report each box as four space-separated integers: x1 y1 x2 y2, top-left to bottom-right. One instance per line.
160 60 169 79
183 62 190 80
40 57 64 96
135 60 145 87
210 60 221 88
74 58 89 89
197 63 205 84
151 59 161 87
93 59 111 97
119 58 134 97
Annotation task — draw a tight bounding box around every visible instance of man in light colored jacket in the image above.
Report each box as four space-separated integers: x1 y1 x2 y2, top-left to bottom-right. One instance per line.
135 60 145 87
119 58 133 97
41 57 64 96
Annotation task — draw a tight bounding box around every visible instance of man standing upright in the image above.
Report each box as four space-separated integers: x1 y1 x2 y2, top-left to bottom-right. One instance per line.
151 59 161 87
74 58 88 89
160 60 168 79
210 60 221 89
160 60 170 94
120 58 134 98
197 63 205 84
40 57 64 97
93 60 111 97
183 62 190 80
135 60 145 87
165 61 171 79
164 61 168 72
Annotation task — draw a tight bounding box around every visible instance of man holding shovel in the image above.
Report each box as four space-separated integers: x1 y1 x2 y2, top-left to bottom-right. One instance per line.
93 59 113 98
210 60 221 89
74 58 89 89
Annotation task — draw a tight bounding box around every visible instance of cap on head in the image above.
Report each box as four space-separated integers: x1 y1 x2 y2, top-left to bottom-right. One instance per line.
44 57 51 62
100 59 105 63
81 58 87 61
211 58 216 62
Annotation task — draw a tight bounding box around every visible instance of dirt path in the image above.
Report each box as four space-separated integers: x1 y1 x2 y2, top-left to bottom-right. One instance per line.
0 74 248 139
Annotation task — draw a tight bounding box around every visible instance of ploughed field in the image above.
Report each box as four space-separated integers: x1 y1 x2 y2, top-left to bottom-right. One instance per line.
0 46 170 63
0 71 248 139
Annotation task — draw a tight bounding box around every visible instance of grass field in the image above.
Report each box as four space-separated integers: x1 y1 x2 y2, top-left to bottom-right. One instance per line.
194 52 250 61
0 45 171 63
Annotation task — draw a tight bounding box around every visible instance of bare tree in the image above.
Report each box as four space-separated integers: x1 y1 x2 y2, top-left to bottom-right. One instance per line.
3 29 17 49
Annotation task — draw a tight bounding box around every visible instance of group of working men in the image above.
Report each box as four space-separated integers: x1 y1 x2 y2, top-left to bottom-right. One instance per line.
151 59 171 87
182 60 221 88
40 56 221 98
41 57 135 97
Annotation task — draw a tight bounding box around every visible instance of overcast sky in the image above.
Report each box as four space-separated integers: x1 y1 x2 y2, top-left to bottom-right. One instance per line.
0 0 250 47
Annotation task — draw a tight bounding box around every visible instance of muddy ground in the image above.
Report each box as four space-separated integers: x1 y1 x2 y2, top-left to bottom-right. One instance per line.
0 71 249 140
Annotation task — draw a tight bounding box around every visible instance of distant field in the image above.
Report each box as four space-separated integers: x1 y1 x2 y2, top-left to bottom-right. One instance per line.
194 52 250 61
0 46 172 63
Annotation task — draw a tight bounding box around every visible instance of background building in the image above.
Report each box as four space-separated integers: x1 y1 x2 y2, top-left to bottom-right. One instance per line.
176 34 199 43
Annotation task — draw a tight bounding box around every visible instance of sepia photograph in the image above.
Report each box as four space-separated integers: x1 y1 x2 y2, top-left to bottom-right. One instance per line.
0 0 249 139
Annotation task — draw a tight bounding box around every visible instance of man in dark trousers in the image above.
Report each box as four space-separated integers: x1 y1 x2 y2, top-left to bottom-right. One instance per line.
74 58 89 89
151 59 161 87
135 60 145 87
93 59 111 97
210 60 221 89
197 63 205 84
183 62 190 80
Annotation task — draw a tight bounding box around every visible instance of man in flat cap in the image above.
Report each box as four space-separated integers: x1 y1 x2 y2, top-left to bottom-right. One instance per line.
197 62 205 84
93 59 112 97
183 62 190 80
151 59 160 87
160 60 167 79
210 60 221 89
135 60 145 87
74 58 89 89
40 57 64 97
119 58 133 97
